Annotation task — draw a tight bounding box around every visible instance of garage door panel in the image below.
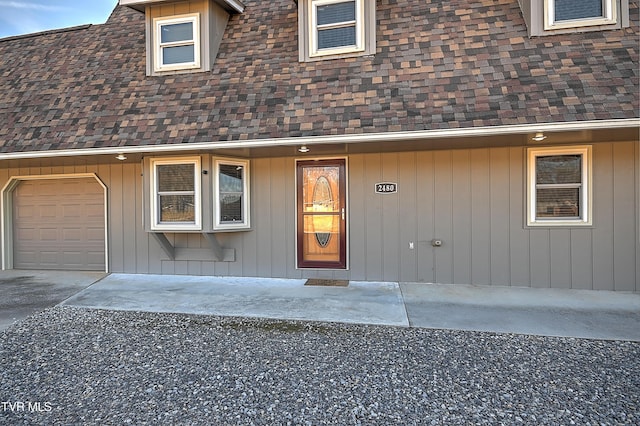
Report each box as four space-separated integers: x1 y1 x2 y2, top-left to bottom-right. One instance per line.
87 228 105 242
39 228 59 241
40 205 58 218
62 228 82 241
13 178 105 271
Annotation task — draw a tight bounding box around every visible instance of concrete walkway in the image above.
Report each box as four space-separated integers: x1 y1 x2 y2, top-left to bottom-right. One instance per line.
0 270 106 331
61 273 640 341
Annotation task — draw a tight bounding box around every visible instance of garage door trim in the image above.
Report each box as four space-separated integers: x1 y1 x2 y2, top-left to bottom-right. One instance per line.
2 173 109 272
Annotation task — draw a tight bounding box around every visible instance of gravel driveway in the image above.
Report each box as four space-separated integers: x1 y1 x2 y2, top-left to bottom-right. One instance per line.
1 306 638 425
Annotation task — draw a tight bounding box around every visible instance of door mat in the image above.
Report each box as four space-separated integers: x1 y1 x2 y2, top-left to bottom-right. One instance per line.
304 279 349 287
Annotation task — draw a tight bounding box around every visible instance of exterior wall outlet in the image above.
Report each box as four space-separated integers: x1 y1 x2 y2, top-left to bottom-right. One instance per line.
431 239 443 247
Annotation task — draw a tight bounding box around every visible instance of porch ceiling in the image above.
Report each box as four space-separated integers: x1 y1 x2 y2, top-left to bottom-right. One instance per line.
1 123 636 167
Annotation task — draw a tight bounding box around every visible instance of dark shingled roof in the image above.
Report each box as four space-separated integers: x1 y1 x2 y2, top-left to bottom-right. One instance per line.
0 0 637 153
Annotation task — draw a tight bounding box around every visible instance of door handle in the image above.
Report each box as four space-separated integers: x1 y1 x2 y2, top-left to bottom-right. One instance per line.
342 208 345 220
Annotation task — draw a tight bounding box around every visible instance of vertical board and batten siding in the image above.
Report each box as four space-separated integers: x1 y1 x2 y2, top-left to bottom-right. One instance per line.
0 141 637 291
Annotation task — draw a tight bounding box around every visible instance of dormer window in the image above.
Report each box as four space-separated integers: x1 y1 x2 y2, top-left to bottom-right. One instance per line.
153 14 200 72
298 0 375 62
544 0 617 30
120 0 245 76
311 0 363 57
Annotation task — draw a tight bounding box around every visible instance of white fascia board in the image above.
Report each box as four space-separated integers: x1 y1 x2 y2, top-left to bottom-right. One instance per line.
0 118 638 160
120 0 245 13
217 0 245 13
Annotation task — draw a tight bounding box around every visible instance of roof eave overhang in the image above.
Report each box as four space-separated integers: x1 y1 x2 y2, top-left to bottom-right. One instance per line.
120 0 245 14
0 119 638 160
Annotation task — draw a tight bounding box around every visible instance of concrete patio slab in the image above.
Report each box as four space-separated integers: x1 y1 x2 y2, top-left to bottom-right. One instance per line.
0 270 106 331
5 271 638 341
63 274 410 327
400 283 640 341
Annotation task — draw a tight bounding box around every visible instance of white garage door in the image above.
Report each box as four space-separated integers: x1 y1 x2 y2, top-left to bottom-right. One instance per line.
13 178 105 271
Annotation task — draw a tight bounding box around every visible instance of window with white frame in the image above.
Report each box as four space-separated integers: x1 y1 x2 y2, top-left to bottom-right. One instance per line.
527 146 592 226
151 157 201 231
298 0 374 62
544 0 617 30
214 159 250 230
153 13 200 72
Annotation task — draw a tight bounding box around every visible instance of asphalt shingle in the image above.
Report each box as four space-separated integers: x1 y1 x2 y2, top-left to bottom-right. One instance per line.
0 0 637 153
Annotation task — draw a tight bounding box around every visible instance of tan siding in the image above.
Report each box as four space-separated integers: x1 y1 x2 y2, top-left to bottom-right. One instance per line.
134 161 150 274
416 151 435 283
550 229 572 289
254 158 273 277
530 230 551 288
347 155 367 279
381 153 400 282
490 148 511 286
109 163 125 272
508 147 530 287
470 149 491 285
433 150 454 284
592 143 616 290
451 150 472 285
637 140 640 292
398 152 418 282
612 142 637 291
0 141 635 290
270 158 288 278
363 154 384 280
571 229 593 290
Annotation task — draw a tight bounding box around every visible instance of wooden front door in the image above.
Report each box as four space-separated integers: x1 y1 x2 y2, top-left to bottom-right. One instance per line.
297 159 347 269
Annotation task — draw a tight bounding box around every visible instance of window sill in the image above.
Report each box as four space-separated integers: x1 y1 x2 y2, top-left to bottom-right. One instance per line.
526 221 593 228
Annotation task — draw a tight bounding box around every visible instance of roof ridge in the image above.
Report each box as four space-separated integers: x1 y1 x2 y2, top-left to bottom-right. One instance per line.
0 24 92 44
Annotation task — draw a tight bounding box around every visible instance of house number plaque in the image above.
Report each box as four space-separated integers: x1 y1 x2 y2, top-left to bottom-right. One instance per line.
375 182 398 194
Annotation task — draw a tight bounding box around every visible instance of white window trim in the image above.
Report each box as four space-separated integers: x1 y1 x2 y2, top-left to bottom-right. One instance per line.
544 0 617 30
214 158 250 231
309 0 365 58
153 13 201 72
150 156 202 231
527 146 592 227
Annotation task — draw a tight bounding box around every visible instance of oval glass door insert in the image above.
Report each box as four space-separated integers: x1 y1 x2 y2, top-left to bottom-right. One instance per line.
312 176 334 247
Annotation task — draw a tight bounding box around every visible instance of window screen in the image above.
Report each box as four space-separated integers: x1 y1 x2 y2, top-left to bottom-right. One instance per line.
554 0 603 21
161 22 194 43
154 14 199 71
534 155 582 219
316 1 357 50
157 163 195 223
218 164 244 223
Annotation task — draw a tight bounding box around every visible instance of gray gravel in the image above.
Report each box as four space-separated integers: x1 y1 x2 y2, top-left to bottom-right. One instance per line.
1 306 638 425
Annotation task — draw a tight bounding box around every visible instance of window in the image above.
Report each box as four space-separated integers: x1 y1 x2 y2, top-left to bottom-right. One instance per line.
300 0 374 61
527 146 592 226
151 157 201 231
311 0 363 56
153 14 200 72
545 0 617 30
214 159 250 230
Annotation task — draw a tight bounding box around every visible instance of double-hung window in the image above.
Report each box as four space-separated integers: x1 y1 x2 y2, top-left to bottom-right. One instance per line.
310 0 364 57
151 157 201 231
153 13 200 72
214 159 250 230
527 146 592 226
544 0 617 30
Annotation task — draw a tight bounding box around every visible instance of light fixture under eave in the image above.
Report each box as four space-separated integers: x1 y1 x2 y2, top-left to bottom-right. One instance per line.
116 153 127 161
532 132 547 142
298 145 310 153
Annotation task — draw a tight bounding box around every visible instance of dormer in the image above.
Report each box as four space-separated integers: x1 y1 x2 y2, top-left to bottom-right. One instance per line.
296 0 376 62
119 0 244 75
518 0 631 37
